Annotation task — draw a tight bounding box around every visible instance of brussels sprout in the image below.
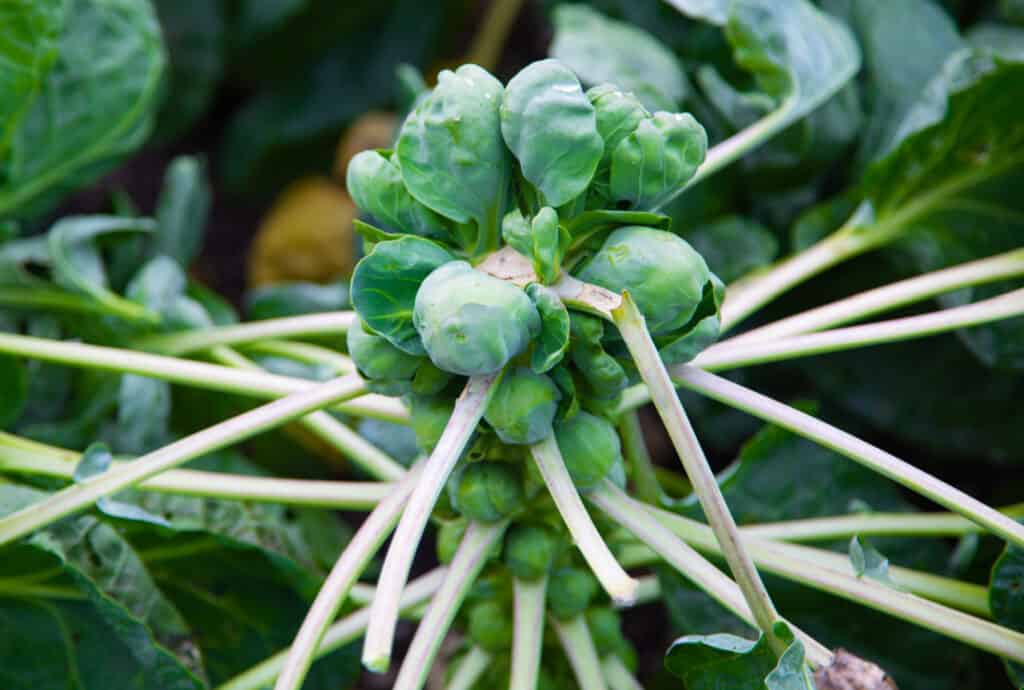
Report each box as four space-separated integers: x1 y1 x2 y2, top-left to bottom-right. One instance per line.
346 320 421 385
547 566 598 620
467 600 513 651
484 367 561 445
610 111 707 209
345 150 451 241
453 462 525 523
410 360 452 396
568 312 629 397
436 519 467 564
526 283 570 374
357 419 420 467
501 208 532 258
588 85 649 160
409 393 454 451
504 524 559 581
555 410 623 489
576 227 715 336
586 607 628 657
413 261 541 375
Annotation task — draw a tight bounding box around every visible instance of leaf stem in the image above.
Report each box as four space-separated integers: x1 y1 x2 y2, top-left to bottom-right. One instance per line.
530 435 639 604
612 294 786 655
240 339 355 374
695 287 1024 371
618 411 662 505
552 615 610 690
510 576 547 690
601 655 645 690
721 248 1024 346
273 464 422 690
465 0 525 71
0 376 365 546
136 311 356 356
588 481 832 667
445 646 493 690
215 569 446 690
363 374 500 672
0 432 392 509
673 366 1024 549
392 521 508 690
0 332 407 422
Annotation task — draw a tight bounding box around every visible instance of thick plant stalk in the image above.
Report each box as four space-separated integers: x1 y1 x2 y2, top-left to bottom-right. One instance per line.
0 376 364 546
720 247 1024 346
695 287 1024 371
589 482 833 667
674 366 1024 549
209 346 405 480
0 433 392 509
510 576 548 690
602 655 645 690
552 615 609 690
445 646 493 690
363 374 501 672
274 464 422 690
530 435 639 604
216 569 446 690
392 521 508 690
137 311 356 355
0 332 407 422
641 501 1024 663
612 294 786 654
241 339 355 373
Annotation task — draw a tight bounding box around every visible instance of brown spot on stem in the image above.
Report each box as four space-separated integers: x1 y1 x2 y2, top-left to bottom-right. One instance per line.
814 649 898 690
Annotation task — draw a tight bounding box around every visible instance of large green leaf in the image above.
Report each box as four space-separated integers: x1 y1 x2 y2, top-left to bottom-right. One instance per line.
0 0 166 219
990 544 1024 685
550 4 689 111
0 0 65 155
862 52 1024 370
152 156 211 267
0 483 204 690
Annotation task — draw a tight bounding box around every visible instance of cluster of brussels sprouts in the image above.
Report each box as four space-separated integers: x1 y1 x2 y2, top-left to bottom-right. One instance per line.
345 60 721 658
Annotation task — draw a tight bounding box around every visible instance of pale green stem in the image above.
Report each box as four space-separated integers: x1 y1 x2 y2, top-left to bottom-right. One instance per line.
0 287 128 317
209 346 405 480
588 482 832 667
530 435 639 604
445 646 493 690
601 655 645 690
612 294 785 655
510 576 548 690
644 501 1024 662
695 287 1024 372
0 376 364 546
465 0 525 71
240 340 355 374
137 311 356 355
274 464 422 690
619 411 662 505
215 569 446 690
628 576 661 607
673 366 1024 549
0 433 391 509
552 615 609 690
0 332 407 423
392 521 508 690
363 374 500 672
721 248 1024 347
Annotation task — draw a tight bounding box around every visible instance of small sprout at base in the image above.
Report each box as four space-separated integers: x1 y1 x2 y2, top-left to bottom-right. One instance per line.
453 462 525 523
484 366 561 445
504 524 559 581
547 567 599 621
555 411 623 489
468 600 514 652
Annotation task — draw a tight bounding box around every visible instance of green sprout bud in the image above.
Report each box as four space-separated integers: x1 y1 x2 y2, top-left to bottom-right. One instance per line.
576 226 715 337
346 320 422 394
484 367 561 445
408 393 454 451
555 410 623 489
453 462 525 523
436 519 467 564
467 600 513 652
504 524 559 581
586 607 627 657
413 261 541 375
547 566 598 620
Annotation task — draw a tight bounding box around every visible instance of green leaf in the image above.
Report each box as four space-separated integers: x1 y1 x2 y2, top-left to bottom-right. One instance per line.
0 0 165 219
245 280 349 320
529 207 565 285
550 4 688 112
153 156 211 267
0 483 204 690
682 215 778 284
0 354 28 428
665 621 812 690
526 283 570 374
73 442 170 525
863 52 1024 370
114 374 172 455
501 59 603 209
397 64 510 248
610 112 707 209
0 0 65 156
968 22 1024 61
351 236 455 355
849 536 894 585
990 544 1024 685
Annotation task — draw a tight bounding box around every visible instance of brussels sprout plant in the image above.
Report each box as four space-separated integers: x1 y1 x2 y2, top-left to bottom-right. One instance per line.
1 1 1024 690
